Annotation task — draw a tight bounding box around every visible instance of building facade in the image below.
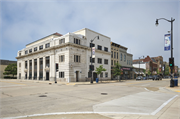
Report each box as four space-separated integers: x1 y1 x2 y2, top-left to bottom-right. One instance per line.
111 42 133 79
16 28 111 82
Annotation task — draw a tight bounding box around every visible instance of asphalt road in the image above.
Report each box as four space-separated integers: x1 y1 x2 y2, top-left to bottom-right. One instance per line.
0 79 179 119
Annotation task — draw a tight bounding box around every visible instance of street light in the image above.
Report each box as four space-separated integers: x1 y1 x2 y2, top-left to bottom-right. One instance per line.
90 36 99 83
155 17 175 87
139 56 144 76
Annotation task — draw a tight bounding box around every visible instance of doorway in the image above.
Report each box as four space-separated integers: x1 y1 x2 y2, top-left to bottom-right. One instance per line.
76 71 79 82
46 72 49 81
93 72 97 81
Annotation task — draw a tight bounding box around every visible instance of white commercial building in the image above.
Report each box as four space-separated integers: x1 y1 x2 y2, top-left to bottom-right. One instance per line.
16 28 111 82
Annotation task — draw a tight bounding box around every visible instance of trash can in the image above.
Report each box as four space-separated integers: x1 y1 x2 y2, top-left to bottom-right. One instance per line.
96 78 99 83
174 79 178 86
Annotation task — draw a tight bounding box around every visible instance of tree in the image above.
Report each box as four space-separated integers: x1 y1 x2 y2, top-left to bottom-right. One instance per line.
3 63 17 78
143 69 146 76
147 70 151 75
156 69 159 75
112 63 121 81
95 65 106 82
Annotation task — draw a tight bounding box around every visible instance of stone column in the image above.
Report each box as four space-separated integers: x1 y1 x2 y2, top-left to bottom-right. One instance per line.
37 58 39 80
43 56 46 81
27 60 29 79
32 58 34 80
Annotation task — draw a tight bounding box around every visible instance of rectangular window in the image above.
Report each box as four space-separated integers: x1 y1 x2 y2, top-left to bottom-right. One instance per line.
111 51 113 58
104 59 108 64
59 38 65 44
121 53 123 61
88 71 92 78
127 60 128 65
39 45 43 50
34 47 37 52
97 45 102 50
29 49 32 53
114 52 116 58
19 53 21 56
98 58 102 64
104 47 108 52
117 53 118 59
19 63 21 67
111 60 113 65
105 72 108 77
25 50 28 54
114 60 116 65
59 55 65 62
100 73 103 78
45 43 50 48
74 38 80 45
74 55 80 62
90 57 95 63
124 54 126 62
59 72 64 78
90 43 95 47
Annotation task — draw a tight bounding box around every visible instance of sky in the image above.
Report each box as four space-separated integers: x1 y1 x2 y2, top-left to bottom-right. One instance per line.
0 0 179 67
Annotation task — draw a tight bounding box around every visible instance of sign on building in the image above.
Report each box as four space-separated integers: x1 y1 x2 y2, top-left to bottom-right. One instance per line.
92 47 95 58
164 34 171 51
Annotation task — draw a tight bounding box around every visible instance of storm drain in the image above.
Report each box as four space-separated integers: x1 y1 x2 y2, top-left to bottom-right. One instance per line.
101 93 108 95
39 95 47 97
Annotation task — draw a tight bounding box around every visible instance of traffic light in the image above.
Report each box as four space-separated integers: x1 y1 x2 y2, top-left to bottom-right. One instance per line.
169 58 174 67
89 65 94 71
56 63 59 72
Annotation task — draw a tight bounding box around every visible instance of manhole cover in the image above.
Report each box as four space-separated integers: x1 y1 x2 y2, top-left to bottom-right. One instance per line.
39 95 47 97
101 93 108 95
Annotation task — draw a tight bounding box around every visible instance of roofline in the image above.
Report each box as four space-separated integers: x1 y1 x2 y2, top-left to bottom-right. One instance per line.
26 33 62 46
73 28 111 39
111 42 128 50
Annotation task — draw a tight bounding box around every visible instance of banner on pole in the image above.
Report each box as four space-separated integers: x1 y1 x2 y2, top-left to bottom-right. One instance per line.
92 47 95 58
164 34 171 51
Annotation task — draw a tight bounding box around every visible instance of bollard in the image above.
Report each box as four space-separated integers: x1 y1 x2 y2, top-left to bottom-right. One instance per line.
170 79 174 87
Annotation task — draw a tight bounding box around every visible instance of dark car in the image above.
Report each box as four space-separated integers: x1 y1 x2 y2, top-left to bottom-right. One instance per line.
136 76 143 80
153 75 161 80
148 75 154 80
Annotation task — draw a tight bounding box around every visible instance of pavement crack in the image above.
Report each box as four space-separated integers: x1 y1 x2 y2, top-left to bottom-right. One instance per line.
2 92 13 97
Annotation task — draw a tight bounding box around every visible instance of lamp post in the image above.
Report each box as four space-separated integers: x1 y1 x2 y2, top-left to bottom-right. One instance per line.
139 56 144 76
90 36 99 83
155 17 175 87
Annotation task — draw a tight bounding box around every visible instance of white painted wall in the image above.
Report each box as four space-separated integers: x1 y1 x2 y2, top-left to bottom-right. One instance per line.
133 64 146 69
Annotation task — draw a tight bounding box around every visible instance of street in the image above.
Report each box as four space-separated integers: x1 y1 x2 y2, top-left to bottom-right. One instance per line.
0 79 180 119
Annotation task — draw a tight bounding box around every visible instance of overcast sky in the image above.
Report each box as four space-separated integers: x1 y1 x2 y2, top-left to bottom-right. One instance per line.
0 0 179 67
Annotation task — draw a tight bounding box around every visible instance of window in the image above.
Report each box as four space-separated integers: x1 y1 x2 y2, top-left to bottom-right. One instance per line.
29 49 32 53
117 61 118 64
39 45 43 50
114 60 116 65
129 60 131 65
90 57 95 63
117 53 118 59
111 60 113 65
90 43 95 47
124 54 126 62
59 55 65 62
88 71 92 78
121 53 123 61
114 52 116 58
104 47 108 52
74 55 80 62
100 73 103 78
127 60 128 65
59 72 64 78
97 45 102 50
105 72 108 77
19 53 21 56
59 38 65 44
104 59 108 64
19 63 21 67
111 51 113 58
74 38 80 45
34 47 37 52
25 50 28 54
45 43 50 48
98 58 102 64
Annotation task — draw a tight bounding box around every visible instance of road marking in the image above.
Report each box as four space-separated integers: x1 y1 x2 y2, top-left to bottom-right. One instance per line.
0 81 26 85
175 90 180 92
0 85 23 88
151 95 178 115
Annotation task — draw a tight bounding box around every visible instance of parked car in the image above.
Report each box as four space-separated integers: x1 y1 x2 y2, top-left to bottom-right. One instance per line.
153 75 161 80
143 76 148 80
148 75 154 80
136 76 143 80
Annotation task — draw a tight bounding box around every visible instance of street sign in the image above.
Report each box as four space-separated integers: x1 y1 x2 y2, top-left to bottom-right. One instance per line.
164 34 171 51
